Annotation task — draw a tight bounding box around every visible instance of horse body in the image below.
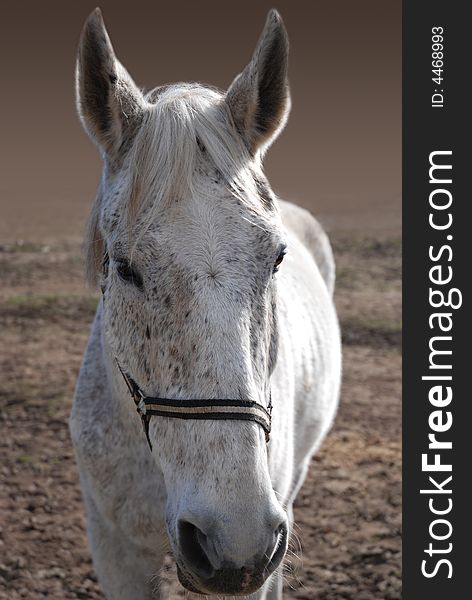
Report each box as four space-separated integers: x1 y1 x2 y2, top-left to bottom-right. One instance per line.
71 9 341 599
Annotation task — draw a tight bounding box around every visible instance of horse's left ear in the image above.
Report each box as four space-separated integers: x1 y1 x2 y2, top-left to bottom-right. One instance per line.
226 9 290 155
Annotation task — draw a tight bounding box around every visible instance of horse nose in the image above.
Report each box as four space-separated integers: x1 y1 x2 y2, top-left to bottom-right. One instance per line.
177 515 288 590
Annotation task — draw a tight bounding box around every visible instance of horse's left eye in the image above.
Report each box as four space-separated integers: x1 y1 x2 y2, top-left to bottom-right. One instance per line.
273 248 287 274
116 260 144 289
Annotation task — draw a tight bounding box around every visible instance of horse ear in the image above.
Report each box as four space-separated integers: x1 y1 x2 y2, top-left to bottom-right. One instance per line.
226 9 290 155
76 8 144 156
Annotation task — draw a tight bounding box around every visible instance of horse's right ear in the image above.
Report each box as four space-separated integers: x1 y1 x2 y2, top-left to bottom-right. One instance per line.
226 10 290 156
76 8 144 156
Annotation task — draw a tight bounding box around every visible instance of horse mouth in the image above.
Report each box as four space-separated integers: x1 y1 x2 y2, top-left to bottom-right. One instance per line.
176 566 205 594
176 564 266 596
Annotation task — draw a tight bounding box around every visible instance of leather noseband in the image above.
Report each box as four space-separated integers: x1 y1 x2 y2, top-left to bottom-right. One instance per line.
117 361 272 450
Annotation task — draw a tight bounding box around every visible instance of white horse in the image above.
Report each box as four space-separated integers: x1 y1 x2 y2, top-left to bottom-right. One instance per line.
71 8 341 599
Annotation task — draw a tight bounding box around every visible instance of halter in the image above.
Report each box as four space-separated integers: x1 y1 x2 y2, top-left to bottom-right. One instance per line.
101 252 272 450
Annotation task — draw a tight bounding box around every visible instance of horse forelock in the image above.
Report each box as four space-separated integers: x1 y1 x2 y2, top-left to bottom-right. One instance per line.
126 84 273 226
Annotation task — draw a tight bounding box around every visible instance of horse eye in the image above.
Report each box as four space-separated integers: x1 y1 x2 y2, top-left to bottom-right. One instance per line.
273 248 287 274
116 260 144 289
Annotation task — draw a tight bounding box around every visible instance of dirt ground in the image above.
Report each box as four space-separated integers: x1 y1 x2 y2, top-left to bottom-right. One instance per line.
0 233 401 599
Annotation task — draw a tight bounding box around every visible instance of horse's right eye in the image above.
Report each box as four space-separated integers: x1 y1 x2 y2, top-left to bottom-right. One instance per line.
273 247 287 274
116 260 144 290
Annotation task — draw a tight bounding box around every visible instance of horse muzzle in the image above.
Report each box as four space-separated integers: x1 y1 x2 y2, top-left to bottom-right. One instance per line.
175 517 288 595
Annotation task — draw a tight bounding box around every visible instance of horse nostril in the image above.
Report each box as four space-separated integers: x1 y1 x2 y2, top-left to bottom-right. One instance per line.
178 519 215 580
262 522 288 573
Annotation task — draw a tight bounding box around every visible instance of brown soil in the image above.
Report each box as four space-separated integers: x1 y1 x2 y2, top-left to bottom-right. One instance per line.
0 234 401 599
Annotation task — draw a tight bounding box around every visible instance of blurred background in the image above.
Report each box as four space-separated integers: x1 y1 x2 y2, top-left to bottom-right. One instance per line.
0 0 400 242
0 2 401 599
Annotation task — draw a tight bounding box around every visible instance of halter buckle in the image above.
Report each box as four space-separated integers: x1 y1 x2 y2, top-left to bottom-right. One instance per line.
135 397 152 450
